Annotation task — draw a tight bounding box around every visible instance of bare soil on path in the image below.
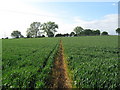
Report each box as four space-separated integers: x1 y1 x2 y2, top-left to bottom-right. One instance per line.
50 40 72 88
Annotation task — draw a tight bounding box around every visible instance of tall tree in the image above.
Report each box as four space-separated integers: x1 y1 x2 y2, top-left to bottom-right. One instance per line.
11 30 22 38
26 22 41 38
41 21 58 37
116 28 120 35
74 26 84 36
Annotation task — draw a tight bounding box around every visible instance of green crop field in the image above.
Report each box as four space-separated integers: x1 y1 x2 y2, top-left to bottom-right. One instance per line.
62 36 119 88
2 36 119 88
2 38 59 88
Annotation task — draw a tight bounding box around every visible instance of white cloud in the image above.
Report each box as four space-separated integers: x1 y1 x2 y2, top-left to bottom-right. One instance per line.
112 2 119 6
0 0 60 38
0 0 75 38
0 10 60 38
72 14 118 35
112 3 116 6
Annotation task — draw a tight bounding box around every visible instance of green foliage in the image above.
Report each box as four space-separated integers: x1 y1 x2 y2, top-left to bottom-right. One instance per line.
93 30 100 35
73 26 101 36
101 31 108 35
74 26 84 36
41 21 58 37
2 38 59 88
116 28 120 35
26 22 41 38
11 31 22 38
83 29 93 36
62 36 119 88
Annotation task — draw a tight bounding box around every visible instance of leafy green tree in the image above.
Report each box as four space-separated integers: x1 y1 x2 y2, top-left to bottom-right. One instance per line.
83 29 93 36
101 31 108 35
74 26 84 36
116 28 120 35
93 30 100 35
11 30 22 38
26 22 41 38
41 21 58 37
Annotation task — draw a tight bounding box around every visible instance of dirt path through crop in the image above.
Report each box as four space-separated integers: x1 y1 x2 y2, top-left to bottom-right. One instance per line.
50 40 72 88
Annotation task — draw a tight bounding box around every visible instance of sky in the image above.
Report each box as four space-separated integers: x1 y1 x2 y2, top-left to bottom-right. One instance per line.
0 0 119 38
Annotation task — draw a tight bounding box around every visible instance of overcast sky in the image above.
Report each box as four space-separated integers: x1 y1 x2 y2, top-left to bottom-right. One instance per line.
0 0 119 38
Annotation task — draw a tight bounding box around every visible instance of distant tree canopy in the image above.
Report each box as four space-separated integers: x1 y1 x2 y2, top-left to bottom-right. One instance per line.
93 30 101 35
116 28 120 35
82 29 101 36
11 30 23 38
26 22 41 38
26 21 58 38
83 29 93 36
101 31 109 35
55 33 69 37
10 22 114 39
73 26 101 36
55 34 64 37
74 26 84 36
41 21 58 37
25 22 111 38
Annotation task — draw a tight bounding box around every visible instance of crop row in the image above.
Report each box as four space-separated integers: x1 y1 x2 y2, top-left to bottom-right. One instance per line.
2 38 59 88
62 36 119 88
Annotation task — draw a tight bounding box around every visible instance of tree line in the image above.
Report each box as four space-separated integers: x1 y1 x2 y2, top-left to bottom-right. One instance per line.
56 26 120 37
10 21 58 38
6 21 120 39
